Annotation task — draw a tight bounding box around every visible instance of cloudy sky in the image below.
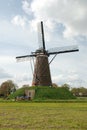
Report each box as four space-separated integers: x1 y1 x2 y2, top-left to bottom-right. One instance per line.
0 0 87 88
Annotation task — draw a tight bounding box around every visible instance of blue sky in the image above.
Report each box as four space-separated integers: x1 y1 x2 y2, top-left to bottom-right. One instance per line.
0 0 87 88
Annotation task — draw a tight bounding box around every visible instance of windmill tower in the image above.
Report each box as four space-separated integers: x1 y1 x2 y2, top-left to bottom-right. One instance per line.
16 21 79 86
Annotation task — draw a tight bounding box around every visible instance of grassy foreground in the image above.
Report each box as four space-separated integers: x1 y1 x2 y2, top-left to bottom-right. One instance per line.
0 102 87 130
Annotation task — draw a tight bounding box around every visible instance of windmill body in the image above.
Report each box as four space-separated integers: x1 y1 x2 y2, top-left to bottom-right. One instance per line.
16 21 79 86
32 54 52 86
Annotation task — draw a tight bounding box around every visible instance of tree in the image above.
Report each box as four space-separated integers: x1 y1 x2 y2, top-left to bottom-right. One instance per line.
71 87 87 97
0 80 18 98
52 83 58 88
22 84 30 88
61 83 70 90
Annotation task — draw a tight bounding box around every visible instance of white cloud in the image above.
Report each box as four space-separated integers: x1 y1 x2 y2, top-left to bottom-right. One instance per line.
22 0 31 15
24 0 87 38
0 67 12 79
14 72 32 87
11 15 27 27
0 19 37 49
52 70 86 87
0 56 15 64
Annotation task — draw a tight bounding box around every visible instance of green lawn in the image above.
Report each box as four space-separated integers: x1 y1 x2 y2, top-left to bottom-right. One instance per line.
0 102 87 130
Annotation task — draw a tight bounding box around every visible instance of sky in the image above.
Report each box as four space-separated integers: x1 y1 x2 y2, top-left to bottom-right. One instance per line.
0 0 87 88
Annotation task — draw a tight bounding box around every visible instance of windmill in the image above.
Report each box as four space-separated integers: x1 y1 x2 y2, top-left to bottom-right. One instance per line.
16 21 79 86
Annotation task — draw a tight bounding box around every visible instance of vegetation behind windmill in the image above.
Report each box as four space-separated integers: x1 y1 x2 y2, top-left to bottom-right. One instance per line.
0 80 87 101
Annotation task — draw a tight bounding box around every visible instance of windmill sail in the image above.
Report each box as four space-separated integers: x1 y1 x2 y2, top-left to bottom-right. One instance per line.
16 54 36 62
47 45 79 55
37 21 46 50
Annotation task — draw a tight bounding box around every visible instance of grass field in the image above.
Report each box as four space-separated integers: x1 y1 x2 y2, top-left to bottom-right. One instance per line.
0 102 87 130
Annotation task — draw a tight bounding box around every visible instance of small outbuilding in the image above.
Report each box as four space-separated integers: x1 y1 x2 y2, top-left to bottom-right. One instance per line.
25 89 35 100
